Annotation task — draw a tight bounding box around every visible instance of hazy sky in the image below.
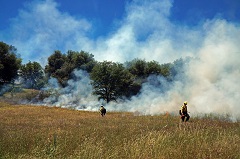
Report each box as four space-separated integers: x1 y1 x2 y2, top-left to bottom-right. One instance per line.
0 0 239 64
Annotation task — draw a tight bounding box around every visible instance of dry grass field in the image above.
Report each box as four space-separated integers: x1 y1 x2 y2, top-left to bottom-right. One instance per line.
0 101 240 159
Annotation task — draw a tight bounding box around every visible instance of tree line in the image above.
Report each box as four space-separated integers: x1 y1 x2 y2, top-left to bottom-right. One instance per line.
0 41 188 103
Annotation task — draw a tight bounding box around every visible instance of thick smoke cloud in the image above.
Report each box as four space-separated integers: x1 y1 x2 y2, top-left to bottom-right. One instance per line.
107 19 240 121
1 0 239 120
93 0 202 63
188 20 240 120
43 70 99 111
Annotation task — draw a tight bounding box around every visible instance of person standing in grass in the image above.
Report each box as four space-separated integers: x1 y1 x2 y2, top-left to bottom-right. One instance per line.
179 101 190 122
99 105 106 117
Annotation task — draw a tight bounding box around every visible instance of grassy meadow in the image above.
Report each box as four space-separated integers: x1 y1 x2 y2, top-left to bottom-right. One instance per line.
0 101 240 159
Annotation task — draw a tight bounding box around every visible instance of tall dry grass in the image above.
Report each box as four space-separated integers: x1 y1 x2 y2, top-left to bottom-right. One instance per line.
0 102 239 159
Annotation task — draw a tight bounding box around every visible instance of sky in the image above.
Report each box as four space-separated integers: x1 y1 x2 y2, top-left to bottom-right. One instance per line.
0 0 239 64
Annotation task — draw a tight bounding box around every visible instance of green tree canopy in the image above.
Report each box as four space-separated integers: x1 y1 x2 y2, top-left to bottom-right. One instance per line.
90 61 134 103
66 50 96 72
19 61 46 89
126 59 147 78
159 63 171 77
126 59 171 78
0 41 22 85
145 60 162 76
125 59 172 85
45 50 96 87
45 50 66 77
45 50 66 86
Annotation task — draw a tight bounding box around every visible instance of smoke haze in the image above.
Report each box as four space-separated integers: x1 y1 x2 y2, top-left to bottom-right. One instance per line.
43 70 99 111
0 0 239 120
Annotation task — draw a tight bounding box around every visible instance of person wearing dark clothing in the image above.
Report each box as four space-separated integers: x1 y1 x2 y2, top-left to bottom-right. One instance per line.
99 105 106 117
179 101 190 122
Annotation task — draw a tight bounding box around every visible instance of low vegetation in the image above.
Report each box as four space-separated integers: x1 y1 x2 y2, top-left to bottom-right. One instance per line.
0 102 239 159
0 89 41 104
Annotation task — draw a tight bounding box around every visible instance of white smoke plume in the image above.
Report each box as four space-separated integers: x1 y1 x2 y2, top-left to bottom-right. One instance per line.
43 70 99 111
106 19 240 121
